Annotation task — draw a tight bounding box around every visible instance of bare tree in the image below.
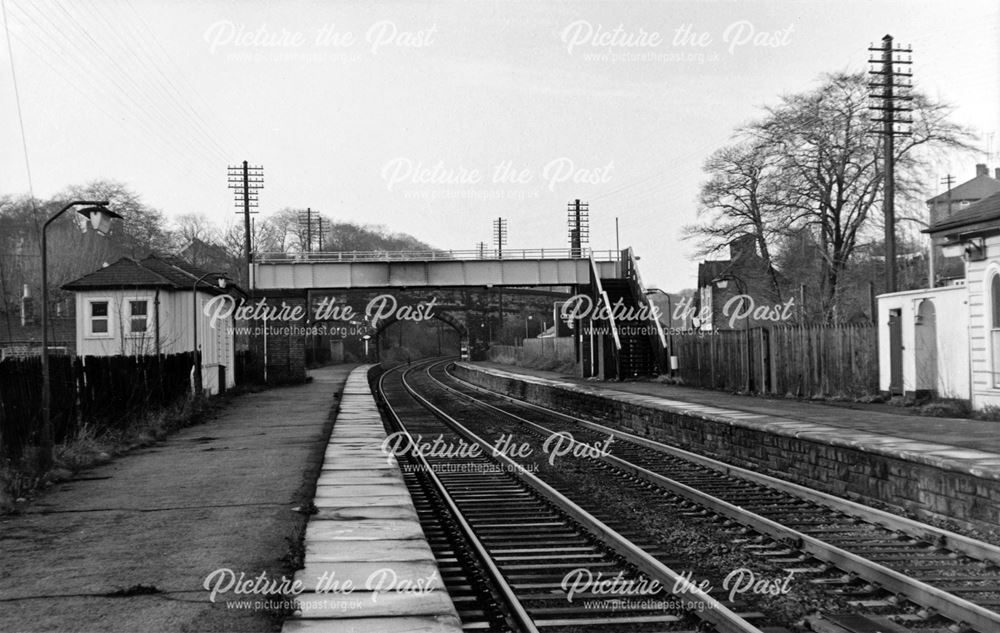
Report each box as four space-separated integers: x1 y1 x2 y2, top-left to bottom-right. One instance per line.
171 213 221 266
685 138 802 298
61 180 170 259
690 72 977 321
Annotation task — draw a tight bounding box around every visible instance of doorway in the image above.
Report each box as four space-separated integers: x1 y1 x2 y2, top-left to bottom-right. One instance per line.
914 300 937 395
888 309 903 395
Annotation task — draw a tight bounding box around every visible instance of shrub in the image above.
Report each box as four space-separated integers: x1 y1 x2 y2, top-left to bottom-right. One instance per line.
920 400 972 419
975 404 1000 422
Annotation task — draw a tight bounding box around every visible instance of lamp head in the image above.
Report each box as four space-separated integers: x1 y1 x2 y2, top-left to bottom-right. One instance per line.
941 237 986 261
78 205 122 237
940 242 965 258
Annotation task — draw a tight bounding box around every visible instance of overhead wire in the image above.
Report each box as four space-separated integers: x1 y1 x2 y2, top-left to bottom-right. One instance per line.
5 0 230 193
117 0 251 159
82 0 237 163
45 0 231 167
1 0 37 201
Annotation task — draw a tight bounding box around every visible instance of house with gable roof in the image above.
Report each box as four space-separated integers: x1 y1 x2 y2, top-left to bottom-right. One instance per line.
877 189 1000 407
694 234 784 331
928 164 1000 285
63 254 245 395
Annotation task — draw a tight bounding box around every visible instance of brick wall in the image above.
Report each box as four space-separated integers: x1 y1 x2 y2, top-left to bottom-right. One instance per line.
454 365 1000 531
247 293 308 384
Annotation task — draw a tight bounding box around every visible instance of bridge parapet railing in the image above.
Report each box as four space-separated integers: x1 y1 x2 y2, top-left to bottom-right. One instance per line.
254 248 620 263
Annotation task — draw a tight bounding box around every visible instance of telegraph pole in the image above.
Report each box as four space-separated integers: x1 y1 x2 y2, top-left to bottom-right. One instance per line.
228 161 263 287
317 218 329 251
868 35 912 294
492 217 507 342
928 174 954 288
567 199 589 258
493 217 507 258
296 210 329 253
941 174 955 217
297 208 315 252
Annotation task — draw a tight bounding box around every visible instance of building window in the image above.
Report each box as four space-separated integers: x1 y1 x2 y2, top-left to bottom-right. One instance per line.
129 299 150 334
88 300 110 336
992 275 1000 388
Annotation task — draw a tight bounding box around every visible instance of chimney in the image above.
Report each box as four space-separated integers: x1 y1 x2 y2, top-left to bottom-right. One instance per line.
976 163 988 177
729 234 757 262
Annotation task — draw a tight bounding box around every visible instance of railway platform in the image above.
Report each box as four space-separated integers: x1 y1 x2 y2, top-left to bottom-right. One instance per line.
282 365 462 633
455 362 1000 532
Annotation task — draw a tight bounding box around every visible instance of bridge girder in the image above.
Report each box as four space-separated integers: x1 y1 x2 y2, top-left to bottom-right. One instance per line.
254 258 619 290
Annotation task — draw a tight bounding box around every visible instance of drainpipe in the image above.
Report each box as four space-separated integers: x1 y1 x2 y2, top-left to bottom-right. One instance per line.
928 240 935 289
154 288 161 356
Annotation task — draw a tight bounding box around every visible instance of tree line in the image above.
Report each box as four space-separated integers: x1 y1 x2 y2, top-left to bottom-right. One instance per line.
685 72 978 323
0 183 430 338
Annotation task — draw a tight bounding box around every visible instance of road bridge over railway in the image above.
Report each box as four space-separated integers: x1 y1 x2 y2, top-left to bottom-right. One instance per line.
253 248 621 289
244 248 667 383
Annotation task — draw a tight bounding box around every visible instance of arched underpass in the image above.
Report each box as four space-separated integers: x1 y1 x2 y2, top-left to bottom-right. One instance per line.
372 311 467 363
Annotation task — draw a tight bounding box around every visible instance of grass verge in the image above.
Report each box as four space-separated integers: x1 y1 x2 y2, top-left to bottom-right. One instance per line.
0 384 264 514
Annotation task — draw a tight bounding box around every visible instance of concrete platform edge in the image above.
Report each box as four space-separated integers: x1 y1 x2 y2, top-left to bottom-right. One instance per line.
282 365 462 633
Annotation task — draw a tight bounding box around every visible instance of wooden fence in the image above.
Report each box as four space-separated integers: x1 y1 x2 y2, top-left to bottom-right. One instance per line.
488 337 576 365
0 353 196 460
671 325 878 397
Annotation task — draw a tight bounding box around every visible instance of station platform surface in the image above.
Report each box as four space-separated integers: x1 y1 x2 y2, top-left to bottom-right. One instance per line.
460 362 1000 481
283 365 462 633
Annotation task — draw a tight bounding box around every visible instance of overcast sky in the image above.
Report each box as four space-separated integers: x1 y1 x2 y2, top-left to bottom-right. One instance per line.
1 0 998 291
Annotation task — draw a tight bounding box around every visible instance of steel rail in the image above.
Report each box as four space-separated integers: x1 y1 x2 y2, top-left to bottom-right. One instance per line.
445 363 1000 566
401 361 766 633
375 365 539 633
437 363 1000 633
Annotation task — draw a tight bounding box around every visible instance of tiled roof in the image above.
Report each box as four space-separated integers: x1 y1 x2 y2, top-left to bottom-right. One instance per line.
697 260 732 288
928 190 1000 236
61 258 174 291
140 254 224 290
0 315 76 346
927 174 1000 204
62 255 233 294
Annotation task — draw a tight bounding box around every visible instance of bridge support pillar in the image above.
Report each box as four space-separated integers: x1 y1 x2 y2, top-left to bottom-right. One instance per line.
247 292 308 384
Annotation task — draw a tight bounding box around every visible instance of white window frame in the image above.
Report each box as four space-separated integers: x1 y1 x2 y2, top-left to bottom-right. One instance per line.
124 297 152 337
85 297 113 339
991 273 1000 389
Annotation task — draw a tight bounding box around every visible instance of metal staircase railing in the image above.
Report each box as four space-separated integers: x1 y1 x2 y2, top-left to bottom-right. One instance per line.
589 255 622 353
622 247 668 373
588 254 621 379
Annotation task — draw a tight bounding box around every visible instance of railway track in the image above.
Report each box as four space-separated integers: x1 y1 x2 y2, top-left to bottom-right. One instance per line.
404 359 1000 633
374 361 772 633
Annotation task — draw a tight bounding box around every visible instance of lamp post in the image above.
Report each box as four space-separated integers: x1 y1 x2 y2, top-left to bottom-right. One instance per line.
40 200 121 471
644 287 673 374
525 314 533 339
192 272 228 396
713 274 751 392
